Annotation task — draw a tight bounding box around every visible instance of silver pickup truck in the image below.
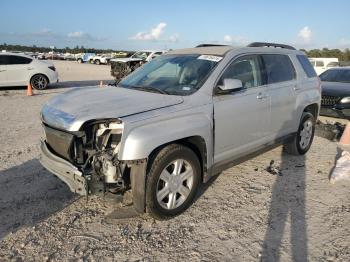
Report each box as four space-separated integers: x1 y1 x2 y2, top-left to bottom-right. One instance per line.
40 42 321 219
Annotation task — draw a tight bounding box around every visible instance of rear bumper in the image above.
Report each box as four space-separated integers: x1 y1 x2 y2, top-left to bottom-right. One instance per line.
39 140 87 195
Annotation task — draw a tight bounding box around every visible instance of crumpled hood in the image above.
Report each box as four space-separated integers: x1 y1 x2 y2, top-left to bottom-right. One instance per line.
42 86 183 131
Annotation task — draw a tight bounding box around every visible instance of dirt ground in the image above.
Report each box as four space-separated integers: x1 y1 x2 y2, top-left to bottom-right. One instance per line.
0 61 349 261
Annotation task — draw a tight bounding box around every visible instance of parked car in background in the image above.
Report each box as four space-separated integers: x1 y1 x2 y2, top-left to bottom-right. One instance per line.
40 42 320 219
309 57 339 75
76 53 96 63
110 50 166 81
0 52 58 89
320 67 350 119
91 54 112 65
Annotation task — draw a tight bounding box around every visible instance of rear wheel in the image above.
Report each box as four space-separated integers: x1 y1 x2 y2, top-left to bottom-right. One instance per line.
284 112 315 155
146 144 201 219
95 59 100 65
77 58 83 63
30 74 48 90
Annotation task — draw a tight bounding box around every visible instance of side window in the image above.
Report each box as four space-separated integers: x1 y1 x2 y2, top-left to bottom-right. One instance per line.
315 61 324 67
297 55 317 78
0 55 8 65
219 55 262 89
7 55 32 65
262 54 296 84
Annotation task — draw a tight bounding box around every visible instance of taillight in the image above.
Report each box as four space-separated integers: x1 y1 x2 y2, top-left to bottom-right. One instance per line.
48 66 56 71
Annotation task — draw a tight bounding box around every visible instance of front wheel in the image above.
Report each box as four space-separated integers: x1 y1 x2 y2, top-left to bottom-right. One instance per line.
95 59 100 65
284 112 315 155
146 144 201 219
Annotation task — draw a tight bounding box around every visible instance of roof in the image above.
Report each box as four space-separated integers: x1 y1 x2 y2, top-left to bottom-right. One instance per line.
166 46 235 56
0 52 32 59
166 44 301 57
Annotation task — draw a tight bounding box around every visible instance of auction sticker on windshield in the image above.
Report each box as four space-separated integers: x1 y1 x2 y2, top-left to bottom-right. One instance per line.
198 55 223 62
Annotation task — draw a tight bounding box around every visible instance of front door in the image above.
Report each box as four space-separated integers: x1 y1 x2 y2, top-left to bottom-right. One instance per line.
213 54 270 164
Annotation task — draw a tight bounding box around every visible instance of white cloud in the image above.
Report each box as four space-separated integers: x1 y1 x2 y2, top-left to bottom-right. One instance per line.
130 22 168 41
129 22 175 42
298 26 312 43
223 34 248 45
67 31 85 38
67 31 105 41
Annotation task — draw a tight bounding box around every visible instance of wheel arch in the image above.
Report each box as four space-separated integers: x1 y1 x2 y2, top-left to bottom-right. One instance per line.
30 73 50 85
146 136 208 181
303 103 319 119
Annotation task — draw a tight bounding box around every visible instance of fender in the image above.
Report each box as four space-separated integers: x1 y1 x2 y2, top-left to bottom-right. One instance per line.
118 111 213 167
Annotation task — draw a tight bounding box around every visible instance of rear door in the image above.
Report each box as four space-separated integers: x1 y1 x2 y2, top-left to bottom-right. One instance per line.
261 54 297 138
0 55 7 86
6 55 32 86
213 54 270 164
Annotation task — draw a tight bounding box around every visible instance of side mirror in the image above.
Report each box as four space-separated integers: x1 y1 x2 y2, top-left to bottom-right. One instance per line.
217 79 243 94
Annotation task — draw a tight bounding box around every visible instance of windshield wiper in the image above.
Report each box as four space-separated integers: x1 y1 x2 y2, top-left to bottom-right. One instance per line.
129 85 169 95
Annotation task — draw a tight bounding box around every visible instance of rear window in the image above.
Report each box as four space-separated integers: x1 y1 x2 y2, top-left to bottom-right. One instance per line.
7 55 32 65
261 54 296 84
297 55 317 78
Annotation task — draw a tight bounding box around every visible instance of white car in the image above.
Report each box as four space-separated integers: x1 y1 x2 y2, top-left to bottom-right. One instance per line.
0 53 58 89
309 57 339 75
91 55 111 65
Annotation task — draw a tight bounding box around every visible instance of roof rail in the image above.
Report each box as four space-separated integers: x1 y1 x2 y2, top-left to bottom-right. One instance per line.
247 42 296 50
196 44 228 48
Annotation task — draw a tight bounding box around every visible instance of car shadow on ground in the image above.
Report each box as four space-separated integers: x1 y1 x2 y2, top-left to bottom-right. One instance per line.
0 159 76 240
261 152 308 261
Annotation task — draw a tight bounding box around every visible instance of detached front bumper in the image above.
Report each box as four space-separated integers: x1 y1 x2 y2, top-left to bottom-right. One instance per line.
39 140 87 195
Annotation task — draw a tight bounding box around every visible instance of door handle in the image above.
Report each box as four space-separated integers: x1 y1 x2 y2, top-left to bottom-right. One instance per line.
294 85 300 91
27 67 34 70
0 69 6 72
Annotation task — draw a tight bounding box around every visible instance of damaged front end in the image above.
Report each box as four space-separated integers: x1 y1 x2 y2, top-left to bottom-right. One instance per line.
40 119 145 204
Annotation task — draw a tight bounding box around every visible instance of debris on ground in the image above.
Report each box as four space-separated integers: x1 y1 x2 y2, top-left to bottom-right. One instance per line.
315 120 345 141
265 160 283 176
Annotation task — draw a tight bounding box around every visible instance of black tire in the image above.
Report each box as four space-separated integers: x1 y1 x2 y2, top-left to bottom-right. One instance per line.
77 58 83 63
146 144 201 219
284 112 315 155
30 74 48 90
95 59 100 65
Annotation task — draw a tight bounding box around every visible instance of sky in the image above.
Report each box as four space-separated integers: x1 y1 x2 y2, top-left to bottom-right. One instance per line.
0 0 350 51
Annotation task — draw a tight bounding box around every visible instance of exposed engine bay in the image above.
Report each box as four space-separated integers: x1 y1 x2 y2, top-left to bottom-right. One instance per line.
110 60 145 83
43 119 131 195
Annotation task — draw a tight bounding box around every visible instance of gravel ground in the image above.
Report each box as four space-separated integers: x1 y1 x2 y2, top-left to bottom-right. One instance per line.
0 61 349 261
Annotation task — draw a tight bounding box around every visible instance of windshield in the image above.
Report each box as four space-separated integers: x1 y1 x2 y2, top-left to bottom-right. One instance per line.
320 69 350 83
131 51 151 60
118 54 220 95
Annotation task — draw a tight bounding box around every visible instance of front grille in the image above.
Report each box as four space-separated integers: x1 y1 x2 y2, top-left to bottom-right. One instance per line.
44 125 74 161
321 95 341 106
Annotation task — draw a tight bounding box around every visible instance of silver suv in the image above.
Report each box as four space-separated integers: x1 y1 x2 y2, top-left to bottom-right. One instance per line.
40 42 321 219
